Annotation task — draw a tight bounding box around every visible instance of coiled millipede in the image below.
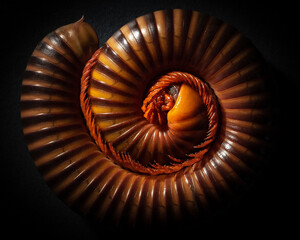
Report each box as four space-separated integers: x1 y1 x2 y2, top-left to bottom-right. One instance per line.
21 9 273 229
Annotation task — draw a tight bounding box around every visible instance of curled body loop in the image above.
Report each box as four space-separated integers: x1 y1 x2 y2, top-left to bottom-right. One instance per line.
21 9 272 228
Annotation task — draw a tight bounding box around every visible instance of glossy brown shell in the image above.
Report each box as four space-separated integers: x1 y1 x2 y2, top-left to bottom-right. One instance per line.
21 10 272 229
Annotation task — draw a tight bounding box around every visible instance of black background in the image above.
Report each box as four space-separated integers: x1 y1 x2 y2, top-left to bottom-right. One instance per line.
1 0 298 238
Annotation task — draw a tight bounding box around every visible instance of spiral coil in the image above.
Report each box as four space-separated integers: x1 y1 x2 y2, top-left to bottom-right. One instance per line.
21 10 272 228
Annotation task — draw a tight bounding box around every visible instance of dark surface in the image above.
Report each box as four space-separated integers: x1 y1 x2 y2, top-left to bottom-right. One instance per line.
1 0 297 238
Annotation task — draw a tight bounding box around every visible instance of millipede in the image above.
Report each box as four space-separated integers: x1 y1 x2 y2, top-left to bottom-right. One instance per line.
20 9 273 229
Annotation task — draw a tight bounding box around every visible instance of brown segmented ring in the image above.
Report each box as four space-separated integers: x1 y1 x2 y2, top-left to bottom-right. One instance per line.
21 9 273 229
